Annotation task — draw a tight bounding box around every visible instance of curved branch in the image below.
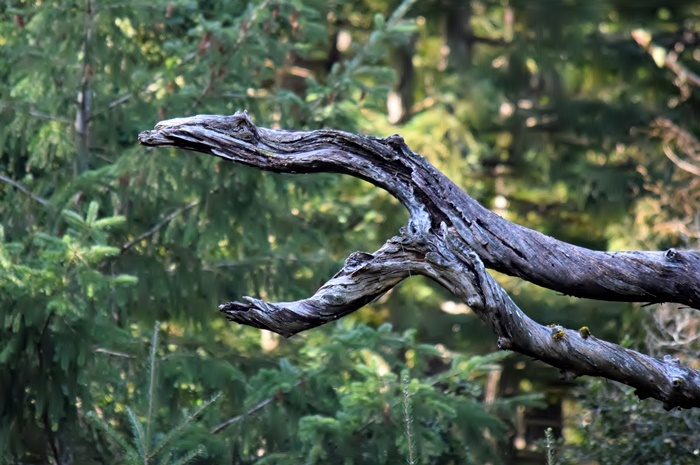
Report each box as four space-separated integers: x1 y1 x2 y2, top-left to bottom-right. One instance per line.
220 239 413 337
425 226 700 411
139 112 700 308
138 112 700 408
219 228 700 409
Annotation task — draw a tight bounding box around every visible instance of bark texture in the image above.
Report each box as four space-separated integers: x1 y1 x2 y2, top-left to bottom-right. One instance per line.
139 111 700 409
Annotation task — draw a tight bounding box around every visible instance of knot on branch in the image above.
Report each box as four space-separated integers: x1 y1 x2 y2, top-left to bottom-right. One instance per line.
385 134 408 156
219 110 260 143
665 248 681 262
497 337 512 350
344 251 375 270
193 110 260 143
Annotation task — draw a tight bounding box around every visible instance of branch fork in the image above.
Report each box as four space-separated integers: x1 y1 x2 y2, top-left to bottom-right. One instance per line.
140 111 700 409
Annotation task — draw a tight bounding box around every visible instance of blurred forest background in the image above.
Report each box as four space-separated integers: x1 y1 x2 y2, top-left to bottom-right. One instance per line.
2 0 700 464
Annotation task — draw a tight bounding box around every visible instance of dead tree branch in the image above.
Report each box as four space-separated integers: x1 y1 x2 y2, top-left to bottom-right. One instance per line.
139 111 700 409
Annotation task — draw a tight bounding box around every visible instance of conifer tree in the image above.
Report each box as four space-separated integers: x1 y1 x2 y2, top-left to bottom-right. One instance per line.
3 0 699 463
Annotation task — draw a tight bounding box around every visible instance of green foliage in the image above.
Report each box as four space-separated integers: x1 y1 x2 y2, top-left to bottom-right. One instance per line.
213 323 540 464
2 0 699 463
560 381 700 465
86 322 219 465
0 203 135 461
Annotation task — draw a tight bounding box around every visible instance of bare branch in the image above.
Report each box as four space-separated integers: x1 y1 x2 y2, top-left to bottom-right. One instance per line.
120 199 199 254
0 174 50 206
210 378 303 434
222 227 700 409
139 112 700 408
139 112 700 308
219 237 419 337
650 117 700 175
0 102 73 124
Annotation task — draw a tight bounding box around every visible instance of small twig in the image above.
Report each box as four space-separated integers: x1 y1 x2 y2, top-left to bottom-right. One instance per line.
100 52 198 116
0 102 73 124
0 174 50 206
210 377 305 434
203 253 326 270
120 200 199 254
44 410 62 465
94 347 136 359
29 108 73 124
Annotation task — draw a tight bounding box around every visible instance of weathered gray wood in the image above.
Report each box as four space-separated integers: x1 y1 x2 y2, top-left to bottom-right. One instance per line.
139 111 700 409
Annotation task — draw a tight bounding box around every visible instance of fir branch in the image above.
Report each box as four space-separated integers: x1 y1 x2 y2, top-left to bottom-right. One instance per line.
354 355 512 437
312 0 418 111
402 372 417 465
103 0 273 117
145 322 160 458
210 380 303 434
186 0 274 114
103 53 197 114
545 427 556 465
149 392 221 460
85 411 141 462
166 446 205 465
126 408 147 459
